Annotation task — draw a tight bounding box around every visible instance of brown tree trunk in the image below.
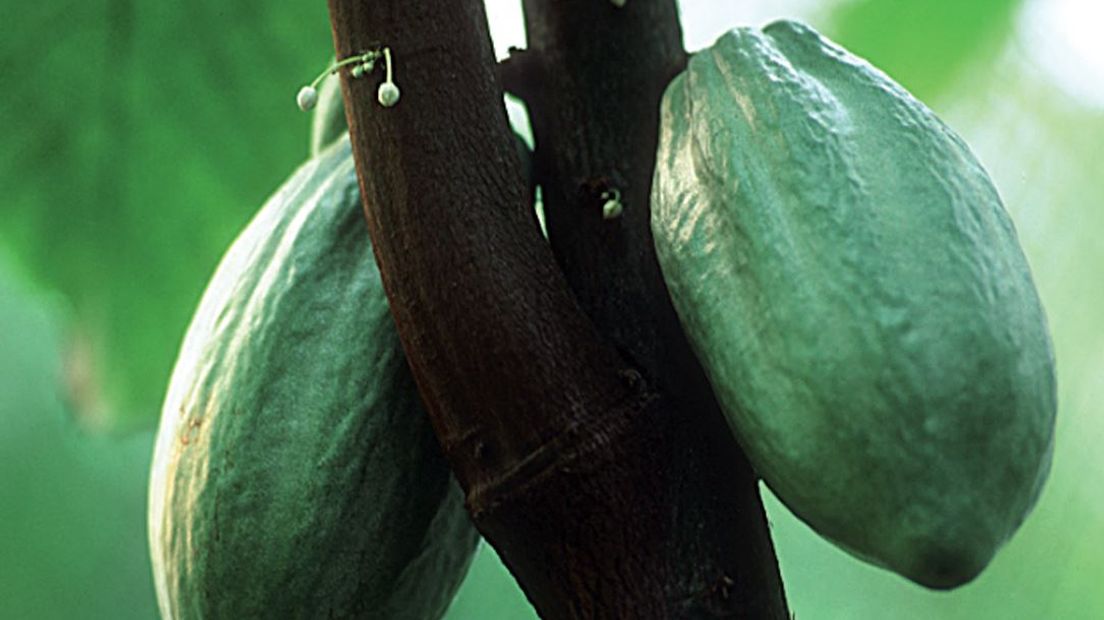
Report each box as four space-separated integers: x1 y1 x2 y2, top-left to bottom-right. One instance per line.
327 0 790 617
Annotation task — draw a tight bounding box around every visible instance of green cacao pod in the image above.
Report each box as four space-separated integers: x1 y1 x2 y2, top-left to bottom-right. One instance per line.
309 68 348 156
148 137 479 618
651 20 1056 589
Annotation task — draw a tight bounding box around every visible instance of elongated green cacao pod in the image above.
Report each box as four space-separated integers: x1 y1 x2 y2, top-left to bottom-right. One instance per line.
651 20 1056 589
148 137 479 618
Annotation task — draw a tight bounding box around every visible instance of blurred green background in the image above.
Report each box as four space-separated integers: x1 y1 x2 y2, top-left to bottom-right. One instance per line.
2 0 1101 617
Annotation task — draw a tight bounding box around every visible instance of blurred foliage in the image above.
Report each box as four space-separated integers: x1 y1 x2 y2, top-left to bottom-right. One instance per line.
824 0 1021 101
1 0 1102 618
0 0 333 430
0 271 156 617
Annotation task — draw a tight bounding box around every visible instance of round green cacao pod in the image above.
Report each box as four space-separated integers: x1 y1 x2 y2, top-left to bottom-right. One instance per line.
148 137 479 618
651 20 1056 589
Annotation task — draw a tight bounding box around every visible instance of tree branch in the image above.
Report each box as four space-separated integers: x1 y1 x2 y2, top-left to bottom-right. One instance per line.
521 0 790 617
327 0 789 616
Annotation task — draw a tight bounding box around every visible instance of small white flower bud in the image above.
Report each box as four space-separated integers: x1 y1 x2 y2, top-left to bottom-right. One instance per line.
378 81 400 107
352 60 375 79
602 198 624 220
296 86 318 111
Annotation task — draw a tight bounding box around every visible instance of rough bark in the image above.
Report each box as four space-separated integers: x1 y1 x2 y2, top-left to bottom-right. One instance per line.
516 1 789 617
327 0 789 617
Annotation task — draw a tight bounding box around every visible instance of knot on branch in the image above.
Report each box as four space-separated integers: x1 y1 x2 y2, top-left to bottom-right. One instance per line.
498 47 542 105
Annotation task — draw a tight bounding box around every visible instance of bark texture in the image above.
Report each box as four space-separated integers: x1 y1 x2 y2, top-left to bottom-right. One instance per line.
327 0 790 617
518 1 789 618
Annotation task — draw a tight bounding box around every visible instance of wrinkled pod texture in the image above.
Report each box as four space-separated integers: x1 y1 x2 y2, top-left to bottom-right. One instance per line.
651 20 1056 589
149 137 479 619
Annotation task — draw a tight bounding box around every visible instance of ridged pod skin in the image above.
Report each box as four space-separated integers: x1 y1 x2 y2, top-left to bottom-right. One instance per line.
651 20 1056 589
148 138 479 618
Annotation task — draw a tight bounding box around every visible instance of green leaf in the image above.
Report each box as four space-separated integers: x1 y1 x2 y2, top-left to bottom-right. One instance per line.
825 0 1022 101
0 264 158 618
0 1 334 429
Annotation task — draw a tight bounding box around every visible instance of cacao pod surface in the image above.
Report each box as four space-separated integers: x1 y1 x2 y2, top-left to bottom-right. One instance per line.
148 137 479 618
651 20 1056 589
310 69 347 156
